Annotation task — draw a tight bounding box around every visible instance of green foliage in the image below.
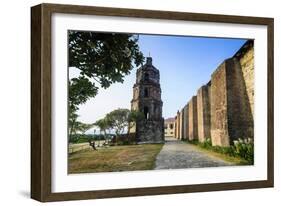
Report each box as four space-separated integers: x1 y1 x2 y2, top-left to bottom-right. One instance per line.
199 138 212 149
76 136 91 144
70 121 93 135
70 109 144 145
110 133 137 146
78 122 94 134
69 76 98 112
211 146 236 156
68 31 144 110
68 31 144 136
95 117 111 134
68 119 94 143
69 134 90 143
106 108 130 137
69 31 144 86
128 110 145 130
189 138 254 164
232 138 254 164
128 110 145 122
69 134 110 143
68 110 78 136
93 109 143 145
187 139 199 145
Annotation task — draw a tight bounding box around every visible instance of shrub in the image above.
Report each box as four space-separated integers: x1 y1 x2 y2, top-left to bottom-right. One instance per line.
199 138 212 149
110 133 137 145
69 134 107 143
233 138 254 164
188 137 254 164
187 139 199 145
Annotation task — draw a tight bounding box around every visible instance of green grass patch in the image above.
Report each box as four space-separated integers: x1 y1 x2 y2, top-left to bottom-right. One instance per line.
189 144 249 165
68 144 163 174
185 138 253 165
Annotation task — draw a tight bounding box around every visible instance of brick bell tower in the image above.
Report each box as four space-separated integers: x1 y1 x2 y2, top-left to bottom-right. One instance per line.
131 57 164 143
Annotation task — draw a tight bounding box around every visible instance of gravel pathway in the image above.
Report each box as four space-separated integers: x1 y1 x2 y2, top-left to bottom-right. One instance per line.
154 137 233 169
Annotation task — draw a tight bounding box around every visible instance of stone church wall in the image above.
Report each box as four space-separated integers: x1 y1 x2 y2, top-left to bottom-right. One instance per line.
227 59 253 142
174 40 254 147
210 60 231 146
188 96 198 140
174 116 177 138
179 109 183 139
239 43 254 119
176 111 180 139
197 85 211 143
182 104 189 140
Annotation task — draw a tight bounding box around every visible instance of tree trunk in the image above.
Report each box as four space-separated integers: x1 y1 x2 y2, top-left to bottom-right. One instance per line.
103 129 107 144
69 120 75 142
127 121 131 143
115 131 119 146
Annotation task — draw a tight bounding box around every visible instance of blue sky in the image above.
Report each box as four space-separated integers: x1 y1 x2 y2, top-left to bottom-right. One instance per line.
74 34 246 133
138 34 246 118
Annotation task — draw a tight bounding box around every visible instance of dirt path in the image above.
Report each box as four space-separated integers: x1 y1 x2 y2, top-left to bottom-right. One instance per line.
154 137 232 169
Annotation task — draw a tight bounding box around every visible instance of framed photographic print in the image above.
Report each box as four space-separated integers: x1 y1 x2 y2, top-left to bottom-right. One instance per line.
31 3 274 202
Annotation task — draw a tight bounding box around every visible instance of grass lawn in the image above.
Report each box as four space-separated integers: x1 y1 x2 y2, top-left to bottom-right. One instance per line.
188 143 250 165
68 144 163 174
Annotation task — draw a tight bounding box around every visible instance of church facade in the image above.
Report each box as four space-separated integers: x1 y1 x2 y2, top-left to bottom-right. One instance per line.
131 57 164 143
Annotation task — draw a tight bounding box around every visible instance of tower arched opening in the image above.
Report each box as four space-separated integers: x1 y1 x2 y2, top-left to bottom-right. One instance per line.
144 106 149 120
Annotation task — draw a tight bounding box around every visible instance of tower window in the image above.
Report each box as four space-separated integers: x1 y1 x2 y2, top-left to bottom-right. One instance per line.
144 88 149 97
144 106 149 120
144 73 149 81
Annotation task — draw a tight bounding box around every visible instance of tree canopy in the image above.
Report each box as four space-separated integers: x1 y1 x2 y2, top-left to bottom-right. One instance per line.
68 31 144 112
68 31 144 138
106 108 130 138
95 117 112 136
69 108 144 144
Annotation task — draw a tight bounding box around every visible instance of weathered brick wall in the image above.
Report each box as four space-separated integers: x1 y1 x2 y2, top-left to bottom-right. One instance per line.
188 96 198 140
239 45 254 119
211 56 254 146
183 104 189 140
210 61 229 146
136 120 164 143
176 111 180 139
197 85 211 142
179 109 183 139
226 58 253 141
174 116 177 138
173 118 177 138
175 40 254 147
